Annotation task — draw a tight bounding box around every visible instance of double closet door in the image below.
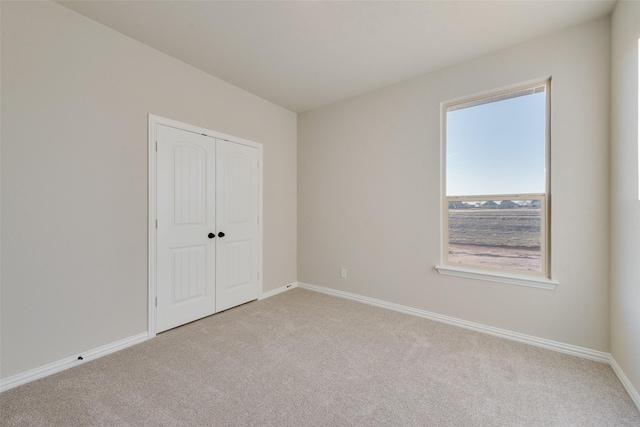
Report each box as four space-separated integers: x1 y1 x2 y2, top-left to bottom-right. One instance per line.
155 124 259 333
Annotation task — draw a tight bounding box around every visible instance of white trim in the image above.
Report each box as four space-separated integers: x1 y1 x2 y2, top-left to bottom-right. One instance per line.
259 282 298 300
435 265 559 290
148 115 158 338
441 76 554 115
148 114 264 337
149 115 262 150
297 282 607 363
0 332 149 393
4 286 636 411
609 355 640 412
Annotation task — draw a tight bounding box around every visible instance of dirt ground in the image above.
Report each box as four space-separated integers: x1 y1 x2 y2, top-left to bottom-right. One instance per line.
448 244 541 273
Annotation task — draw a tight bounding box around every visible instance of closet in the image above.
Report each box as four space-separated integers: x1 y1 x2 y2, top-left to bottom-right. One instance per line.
153 121 261 333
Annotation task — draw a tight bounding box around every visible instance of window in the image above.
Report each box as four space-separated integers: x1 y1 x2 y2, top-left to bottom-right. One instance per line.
439 81 551 281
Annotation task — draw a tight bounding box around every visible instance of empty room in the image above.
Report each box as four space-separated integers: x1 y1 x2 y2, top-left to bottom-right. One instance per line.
1 0 639 425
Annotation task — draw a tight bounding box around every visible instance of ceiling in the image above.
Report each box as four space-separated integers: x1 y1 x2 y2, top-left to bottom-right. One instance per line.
57 1 616 113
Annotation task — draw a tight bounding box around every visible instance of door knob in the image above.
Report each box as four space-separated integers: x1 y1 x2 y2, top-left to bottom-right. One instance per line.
208 233 215 239
218 232 225 238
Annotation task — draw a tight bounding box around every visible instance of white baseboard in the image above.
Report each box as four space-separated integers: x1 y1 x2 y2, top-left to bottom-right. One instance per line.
298 282 640 410
5 283 638 414
0 332 149 393
1 281 300 393
297 282 610 363
259 282 297 300
610 355 640 412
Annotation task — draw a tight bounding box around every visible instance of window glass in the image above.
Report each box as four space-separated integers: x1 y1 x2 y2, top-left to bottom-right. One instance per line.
446 86 546 196
444 82 549 276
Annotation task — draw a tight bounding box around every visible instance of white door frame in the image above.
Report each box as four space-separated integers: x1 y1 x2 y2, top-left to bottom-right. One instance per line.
148 114 263 337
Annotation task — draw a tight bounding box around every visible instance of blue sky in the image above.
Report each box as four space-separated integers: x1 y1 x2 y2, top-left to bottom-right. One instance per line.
446 91 546 196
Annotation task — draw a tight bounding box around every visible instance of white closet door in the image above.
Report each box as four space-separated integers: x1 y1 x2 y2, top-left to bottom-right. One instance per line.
156 125 216 333
215 139 260 312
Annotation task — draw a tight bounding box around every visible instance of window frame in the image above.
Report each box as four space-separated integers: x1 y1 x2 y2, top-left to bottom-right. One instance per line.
437 79 554 287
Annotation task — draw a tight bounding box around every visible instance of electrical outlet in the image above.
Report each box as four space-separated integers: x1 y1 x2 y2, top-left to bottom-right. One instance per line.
340 268 347 279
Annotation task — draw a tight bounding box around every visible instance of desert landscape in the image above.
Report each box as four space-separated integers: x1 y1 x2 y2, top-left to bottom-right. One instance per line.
447 206 542 273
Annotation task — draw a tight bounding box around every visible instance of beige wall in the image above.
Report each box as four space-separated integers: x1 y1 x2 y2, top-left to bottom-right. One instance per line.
298 18 611 351
3 0 634 392
611 0 640 395
1 1 297 379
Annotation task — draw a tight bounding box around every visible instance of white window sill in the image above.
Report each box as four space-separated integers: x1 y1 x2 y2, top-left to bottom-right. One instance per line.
435 265 558 290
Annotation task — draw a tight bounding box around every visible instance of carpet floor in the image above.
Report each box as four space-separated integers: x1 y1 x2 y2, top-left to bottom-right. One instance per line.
1 288 639 426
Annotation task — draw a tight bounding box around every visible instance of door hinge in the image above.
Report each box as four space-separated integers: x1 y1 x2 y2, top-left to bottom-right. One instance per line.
155 141 158 151
155 219 158 229
155 297 157 307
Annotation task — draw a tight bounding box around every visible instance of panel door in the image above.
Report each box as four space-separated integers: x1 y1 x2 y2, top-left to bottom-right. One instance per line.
156 125 216 333
215 139 260 312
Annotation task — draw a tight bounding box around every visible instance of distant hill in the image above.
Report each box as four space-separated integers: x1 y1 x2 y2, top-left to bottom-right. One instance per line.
481 201 499 209
499 200 519 209
449 199 541 209
448 201 473 209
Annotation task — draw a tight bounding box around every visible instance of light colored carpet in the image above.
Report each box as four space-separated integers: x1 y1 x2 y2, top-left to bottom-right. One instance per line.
1 288 639 426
